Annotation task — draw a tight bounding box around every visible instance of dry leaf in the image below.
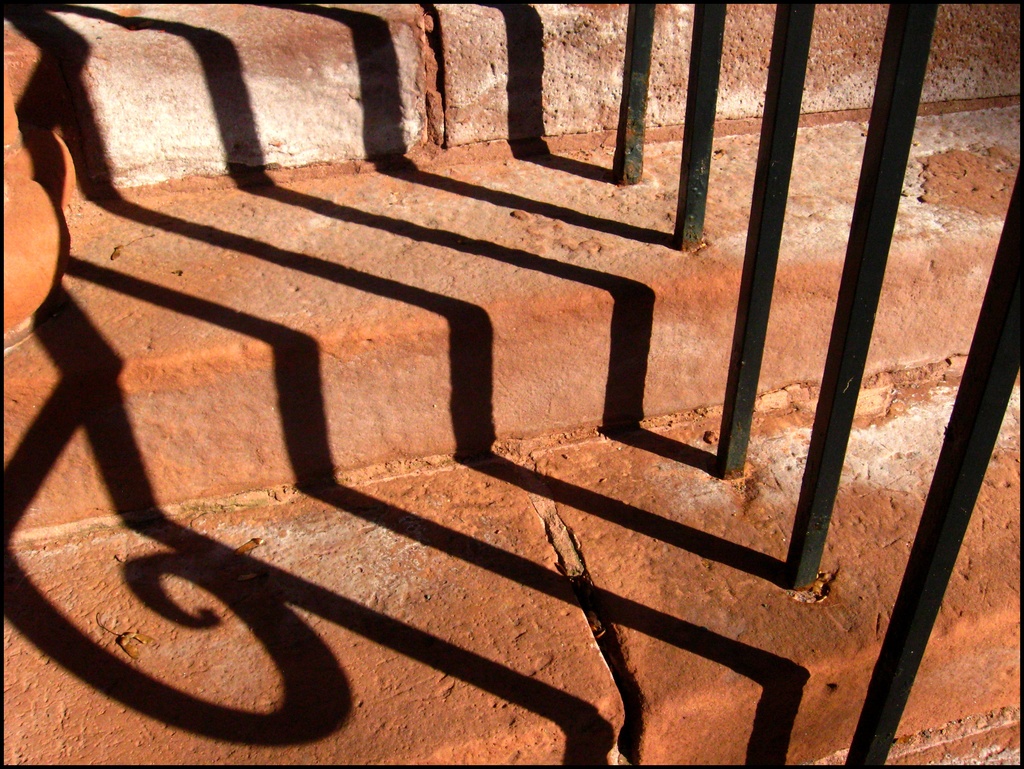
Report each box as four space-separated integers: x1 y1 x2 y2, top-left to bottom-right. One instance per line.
109 233 153 261
116 633 141 659
234 537 265 555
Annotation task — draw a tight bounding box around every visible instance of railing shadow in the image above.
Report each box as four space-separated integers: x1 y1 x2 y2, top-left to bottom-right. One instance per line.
601 422 720 475
478 3 615 182
6 4 803 763
269 3 669 245
5 261 617 760
5 298 351 745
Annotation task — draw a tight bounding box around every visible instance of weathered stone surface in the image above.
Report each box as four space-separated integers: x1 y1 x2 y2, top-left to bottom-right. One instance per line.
5 5 1019 183
3 458 623 763
3 106 1018 529
435 4 628 147
813 706 1021 764
534 379 1020 763
3 8 1019 764
4 4 428 188
436 4 1021 148
4 372 1017 764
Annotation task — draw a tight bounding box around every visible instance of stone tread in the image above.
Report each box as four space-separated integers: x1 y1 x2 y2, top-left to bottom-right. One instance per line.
4 372 1019 763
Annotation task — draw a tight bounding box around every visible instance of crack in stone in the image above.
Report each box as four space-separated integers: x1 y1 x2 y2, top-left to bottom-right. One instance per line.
518 461 644 765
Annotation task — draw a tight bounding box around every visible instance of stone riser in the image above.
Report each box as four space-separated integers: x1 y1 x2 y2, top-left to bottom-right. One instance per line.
4 108 1019 531
4 4 1020 188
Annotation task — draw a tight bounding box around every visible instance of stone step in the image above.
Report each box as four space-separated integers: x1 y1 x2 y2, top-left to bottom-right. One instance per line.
4 6 1020 765
4 4 1020 189
4 367 1019 763
4 106 1019 531
4 441 626 764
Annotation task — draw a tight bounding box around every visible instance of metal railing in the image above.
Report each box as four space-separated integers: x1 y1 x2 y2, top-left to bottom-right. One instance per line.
615 4 1020 764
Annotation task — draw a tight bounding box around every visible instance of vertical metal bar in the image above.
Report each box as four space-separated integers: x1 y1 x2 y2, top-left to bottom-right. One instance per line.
785 5 938 589
672 3 726 248
613 4 657 185
717 4 815 479
846 171 1020 765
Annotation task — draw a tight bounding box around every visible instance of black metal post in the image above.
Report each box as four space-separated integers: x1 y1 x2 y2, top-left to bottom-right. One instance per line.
785 4 938 589
673 4 726 248
847 173 1020 765
613 4 657 185
717 4 815 479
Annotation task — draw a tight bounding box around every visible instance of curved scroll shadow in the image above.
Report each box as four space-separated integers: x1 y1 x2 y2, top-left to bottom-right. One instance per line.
5 295 350 745
4 261 615 760
6 3 802 762
4 6 611 761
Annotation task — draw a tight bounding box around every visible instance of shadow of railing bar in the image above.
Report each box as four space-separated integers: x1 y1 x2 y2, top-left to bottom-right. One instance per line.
599 424 718 476
7 268 614 761
4 3 814 761
480 3 613 184
60 247 799 759
66 256 777 588
245 182 658 430
377 163 672 247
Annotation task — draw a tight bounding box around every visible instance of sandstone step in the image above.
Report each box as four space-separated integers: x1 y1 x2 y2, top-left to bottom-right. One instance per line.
4 3 430 189
4 106 1019 531
534 375 1020 764
3 447 625 764
4 366 1018 763
4 6 1020 765
434 4 1020 148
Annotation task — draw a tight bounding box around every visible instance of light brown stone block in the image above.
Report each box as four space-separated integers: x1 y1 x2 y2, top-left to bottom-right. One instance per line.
5 4 429 188
436 4 1021 148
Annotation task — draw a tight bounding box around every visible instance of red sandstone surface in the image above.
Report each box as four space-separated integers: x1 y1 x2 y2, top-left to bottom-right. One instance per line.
4 4 1020 764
